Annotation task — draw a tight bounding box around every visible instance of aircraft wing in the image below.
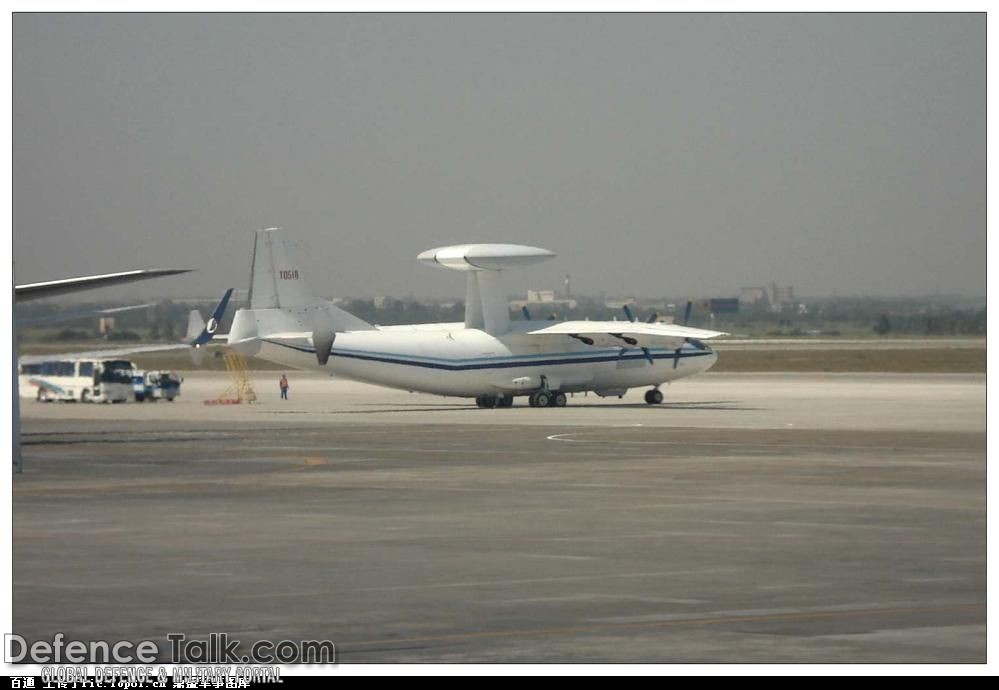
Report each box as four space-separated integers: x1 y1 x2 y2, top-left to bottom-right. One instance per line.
17 302 159 327
19 289 235 365
19 342 195 366
15 268 192 302
527 321 727 349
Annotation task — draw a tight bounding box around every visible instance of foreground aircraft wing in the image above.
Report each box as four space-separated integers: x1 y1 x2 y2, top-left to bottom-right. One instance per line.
16 302 159 327
527 320 727 349
19 342 194 366
15 268 193 302
19 289 234 365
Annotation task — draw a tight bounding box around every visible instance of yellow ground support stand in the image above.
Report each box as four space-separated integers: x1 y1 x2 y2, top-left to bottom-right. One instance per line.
204 351 258 405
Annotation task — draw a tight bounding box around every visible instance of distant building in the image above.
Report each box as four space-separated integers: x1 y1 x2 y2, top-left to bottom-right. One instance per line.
770 284 794 305
739 287 769 305
510 289 577 311
739 283 795 310
707 297 740 315
604 298 637 310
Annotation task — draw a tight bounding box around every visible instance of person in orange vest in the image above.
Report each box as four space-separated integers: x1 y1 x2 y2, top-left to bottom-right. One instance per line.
279 374 289 400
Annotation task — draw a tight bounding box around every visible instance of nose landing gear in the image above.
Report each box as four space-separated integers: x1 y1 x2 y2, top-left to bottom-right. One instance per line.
644 388 664 405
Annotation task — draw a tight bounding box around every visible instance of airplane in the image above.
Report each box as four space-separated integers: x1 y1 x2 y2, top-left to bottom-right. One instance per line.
222 228 726 407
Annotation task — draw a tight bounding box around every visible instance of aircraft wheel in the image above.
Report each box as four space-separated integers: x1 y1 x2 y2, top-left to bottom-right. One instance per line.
475 395 498 408
531 391 551 408
644 389 664 405
552 392 567 407
36 389 48 403
497 395 514 408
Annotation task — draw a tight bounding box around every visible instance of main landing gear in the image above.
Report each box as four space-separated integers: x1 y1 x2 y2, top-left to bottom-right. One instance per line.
475 391 569 408
528 390 567 408
644 388 664 405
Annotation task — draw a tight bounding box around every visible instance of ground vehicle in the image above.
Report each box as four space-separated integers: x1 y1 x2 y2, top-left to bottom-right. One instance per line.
132 370 182 402
19 358 136 403
131 371 148 401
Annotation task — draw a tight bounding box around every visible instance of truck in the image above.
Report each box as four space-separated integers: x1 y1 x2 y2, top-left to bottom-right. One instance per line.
132 370 183 402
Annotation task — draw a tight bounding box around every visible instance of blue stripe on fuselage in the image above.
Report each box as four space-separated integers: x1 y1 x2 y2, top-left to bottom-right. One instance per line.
261 339 713 371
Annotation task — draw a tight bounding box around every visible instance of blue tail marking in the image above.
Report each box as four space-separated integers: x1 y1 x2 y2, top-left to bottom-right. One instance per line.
191 288 234 346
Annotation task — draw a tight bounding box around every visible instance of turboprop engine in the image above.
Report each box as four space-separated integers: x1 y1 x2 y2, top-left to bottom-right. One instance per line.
312 310 336 366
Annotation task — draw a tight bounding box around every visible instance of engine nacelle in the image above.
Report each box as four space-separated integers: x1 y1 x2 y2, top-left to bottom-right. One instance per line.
313 329 336 366
312 310 337 366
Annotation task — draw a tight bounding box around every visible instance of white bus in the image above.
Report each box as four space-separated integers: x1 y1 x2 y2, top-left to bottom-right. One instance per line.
19 358 136 403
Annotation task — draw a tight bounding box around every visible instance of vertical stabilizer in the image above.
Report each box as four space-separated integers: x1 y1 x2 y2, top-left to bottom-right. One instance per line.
244 227 375 333
249 228 324 309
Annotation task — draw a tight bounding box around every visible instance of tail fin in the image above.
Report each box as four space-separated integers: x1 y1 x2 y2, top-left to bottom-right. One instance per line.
246 227 375 331
186 310 206 341
249 228 325 309
188 288 234 346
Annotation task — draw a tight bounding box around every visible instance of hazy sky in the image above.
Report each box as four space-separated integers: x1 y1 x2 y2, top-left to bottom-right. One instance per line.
13 13 985 301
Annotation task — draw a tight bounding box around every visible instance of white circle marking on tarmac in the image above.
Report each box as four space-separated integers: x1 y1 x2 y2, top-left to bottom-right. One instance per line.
544 432 952 453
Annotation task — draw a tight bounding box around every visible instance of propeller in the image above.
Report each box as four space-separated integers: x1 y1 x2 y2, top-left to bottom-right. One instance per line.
672 301 694 369
621 305 654 364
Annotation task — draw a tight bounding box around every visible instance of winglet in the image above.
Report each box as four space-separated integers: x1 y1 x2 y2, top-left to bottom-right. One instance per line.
189 289 234 346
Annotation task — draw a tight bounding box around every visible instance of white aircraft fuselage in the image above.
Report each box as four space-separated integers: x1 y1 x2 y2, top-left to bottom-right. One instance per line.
224 230 725 405
242 317 717 398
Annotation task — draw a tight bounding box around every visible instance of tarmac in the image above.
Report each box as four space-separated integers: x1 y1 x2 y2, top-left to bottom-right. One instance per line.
13 371 986 663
